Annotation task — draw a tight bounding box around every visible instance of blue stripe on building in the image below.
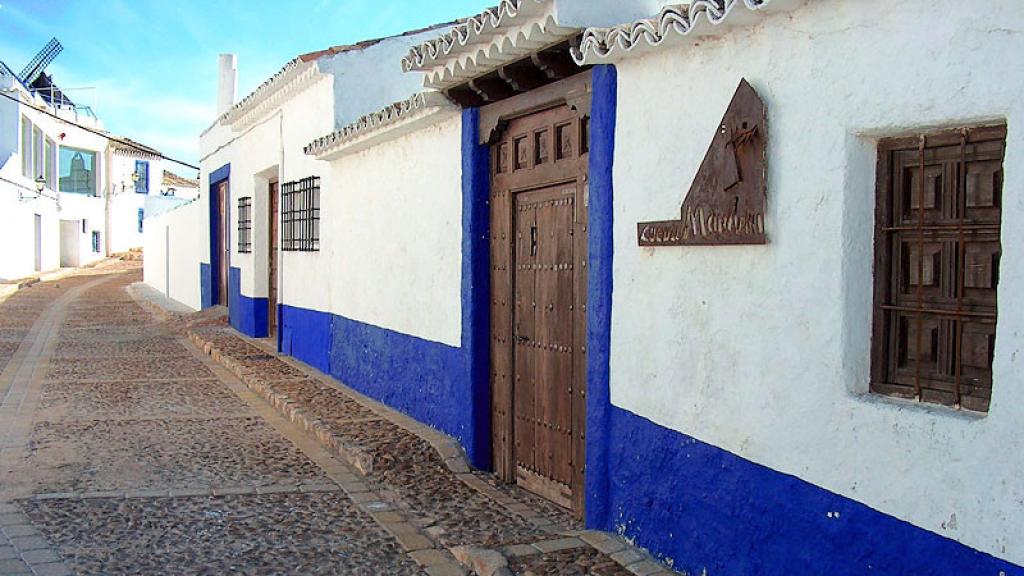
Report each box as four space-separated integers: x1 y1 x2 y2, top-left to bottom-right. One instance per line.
218 68 1023 574
278 303 487 468
272 107 492 469
585 63 618 533
200 263 213 310
228 267 268 338
602 407 1023 575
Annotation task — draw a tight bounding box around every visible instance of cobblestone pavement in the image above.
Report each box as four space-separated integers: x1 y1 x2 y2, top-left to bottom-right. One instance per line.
0 266 675 576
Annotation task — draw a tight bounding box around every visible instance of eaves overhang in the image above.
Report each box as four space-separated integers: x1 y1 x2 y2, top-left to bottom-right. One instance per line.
200 58 324 137
402 0 580 91
304 92 458 161
573 0 802 65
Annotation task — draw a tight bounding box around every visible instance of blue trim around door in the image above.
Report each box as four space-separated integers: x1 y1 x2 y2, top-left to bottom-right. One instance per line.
460 106 492 471
205 163 230 309
585 64 617 530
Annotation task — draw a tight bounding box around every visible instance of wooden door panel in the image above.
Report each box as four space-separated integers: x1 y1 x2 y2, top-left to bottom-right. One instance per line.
218 182 229 306
491 102 589 515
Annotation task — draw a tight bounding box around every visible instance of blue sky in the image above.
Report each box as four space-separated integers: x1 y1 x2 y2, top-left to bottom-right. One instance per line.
0 0 491 173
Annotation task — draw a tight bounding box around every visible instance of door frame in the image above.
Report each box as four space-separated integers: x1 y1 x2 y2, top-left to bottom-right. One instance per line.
482 72 593 517
267 179 280 341
208 164 230 307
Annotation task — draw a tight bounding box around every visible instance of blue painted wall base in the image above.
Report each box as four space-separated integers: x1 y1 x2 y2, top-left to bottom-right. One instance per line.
279 304 488 468
601 406 1023 576
274 108 491 469
228 267 268 338
200 263 213 310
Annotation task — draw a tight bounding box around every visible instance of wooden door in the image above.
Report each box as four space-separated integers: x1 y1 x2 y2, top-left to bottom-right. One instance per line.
217 181 229 306
268 181 279 338
490 104 589 515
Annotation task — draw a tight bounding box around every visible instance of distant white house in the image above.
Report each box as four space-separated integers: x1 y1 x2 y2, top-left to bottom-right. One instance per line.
105 137 198 254
0 57 109 279
1 51 192 281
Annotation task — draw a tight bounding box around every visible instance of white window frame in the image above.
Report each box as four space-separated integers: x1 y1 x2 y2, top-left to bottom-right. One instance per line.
21 116 32 179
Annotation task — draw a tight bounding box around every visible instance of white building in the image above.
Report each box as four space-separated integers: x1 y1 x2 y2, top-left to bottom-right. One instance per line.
105 138 198 254
1 59 109 278
149 1 1024 574
1 56 189 281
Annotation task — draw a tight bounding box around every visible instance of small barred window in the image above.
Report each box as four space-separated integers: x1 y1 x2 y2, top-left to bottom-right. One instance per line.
281 176 320 252
871 126 1004 413
237 197 252 254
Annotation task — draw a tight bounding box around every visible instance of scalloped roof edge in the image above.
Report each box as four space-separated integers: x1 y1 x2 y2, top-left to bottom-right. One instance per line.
573 0 801 64
304 92 458 160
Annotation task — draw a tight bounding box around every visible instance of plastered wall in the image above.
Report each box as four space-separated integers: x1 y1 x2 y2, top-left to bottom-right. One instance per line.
323 111 464 346
609 0 1023 563
143 199 203 311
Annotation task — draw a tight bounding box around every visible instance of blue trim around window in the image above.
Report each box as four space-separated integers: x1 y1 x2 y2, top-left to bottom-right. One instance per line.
135 160 149 194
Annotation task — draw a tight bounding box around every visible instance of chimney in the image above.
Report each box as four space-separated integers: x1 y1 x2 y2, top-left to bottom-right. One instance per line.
217 54 237 116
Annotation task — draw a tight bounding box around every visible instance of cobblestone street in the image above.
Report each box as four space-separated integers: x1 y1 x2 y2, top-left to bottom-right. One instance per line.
0 265 673 576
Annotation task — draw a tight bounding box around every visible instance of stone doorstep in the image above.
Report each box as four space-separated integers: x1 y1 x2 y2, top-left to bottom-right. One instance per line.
451 538 676 576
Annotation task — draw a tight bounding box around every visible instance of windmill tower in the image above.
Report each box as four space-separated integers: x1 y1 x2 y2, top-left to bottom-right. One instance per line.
18 38 72 106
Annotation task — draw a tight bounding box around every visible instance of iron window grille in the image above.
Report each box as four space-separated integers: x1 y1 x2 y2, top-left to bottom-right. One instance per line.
91 231 101 253
871 125 1004 413
237 196 253 254
137 208 144 234
281 176 320 252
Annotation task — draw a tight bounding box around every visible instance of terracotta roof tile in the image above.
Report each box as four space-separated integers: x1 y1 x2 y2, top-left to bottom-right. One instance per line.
162 170 199 188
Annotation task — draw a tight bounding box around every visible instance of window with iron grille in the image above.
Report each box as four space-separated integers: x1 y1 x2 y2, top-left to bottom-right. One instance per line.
281 176 320 252
237 196 253 254
871 126 1004 413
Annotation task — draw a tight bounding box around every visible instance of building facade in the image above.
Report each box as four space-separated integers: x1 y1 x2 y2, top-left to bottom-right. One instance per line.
1 58 185 280
149 1 1024 573
1 60 108 278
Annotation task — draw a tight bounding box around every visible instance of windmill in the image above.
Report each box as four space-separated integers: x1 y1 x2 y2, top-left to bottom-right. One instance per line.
18 38 73 107
19 37 63 86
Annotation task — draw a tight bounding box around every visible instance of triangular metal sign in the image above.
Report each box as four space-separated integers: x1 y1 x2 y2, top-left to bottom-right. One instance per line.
637 79 767 246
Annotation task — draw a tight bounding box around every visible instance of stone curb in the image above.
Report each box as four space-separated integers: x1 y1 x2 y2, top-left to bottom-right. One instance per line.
129 292 681 576
187 331 376 476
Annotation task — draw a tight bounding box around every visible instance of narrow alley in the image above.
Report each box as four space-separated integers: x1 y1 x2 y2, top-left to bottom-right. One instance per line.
0 265 665 576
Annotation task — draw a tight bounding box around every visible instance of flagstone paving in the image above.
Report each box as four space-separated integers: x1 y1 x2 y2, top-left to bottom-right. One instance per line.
0 264 674 576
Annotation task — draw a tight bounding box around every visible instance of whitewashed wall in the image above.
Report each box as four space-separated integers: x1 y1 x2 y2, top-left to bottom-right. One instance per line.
0 92 107 278
196 27 448 318
323 111 463 346
609 0 1023 564
143 199 203 310
199 73 336 314
0 191 60 280
108 152 166 253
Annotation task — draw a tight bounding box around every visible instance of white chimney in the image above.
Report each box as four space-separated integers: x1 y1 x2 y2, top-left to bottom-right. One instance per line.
217 54 237 116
